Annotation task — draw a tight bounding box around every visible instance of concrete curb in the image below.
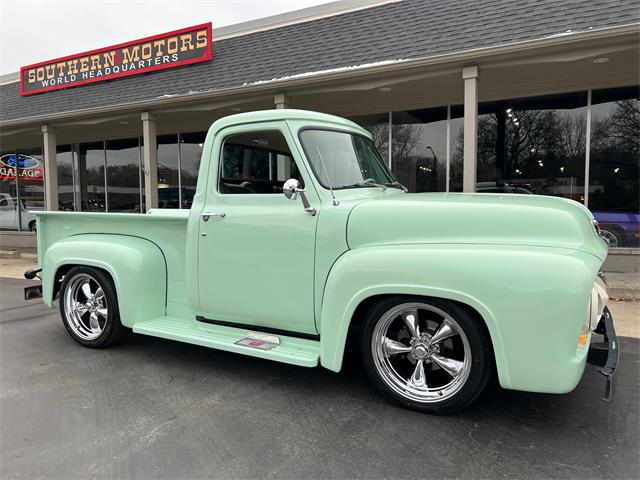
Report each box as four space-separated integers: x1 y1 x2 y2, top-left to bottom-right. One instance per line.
608 288 640 301
0 251 37 260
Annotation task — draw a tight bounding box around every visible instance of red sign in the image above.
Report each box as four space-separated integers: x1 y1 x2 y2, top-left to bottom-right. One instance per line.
20 23 212 96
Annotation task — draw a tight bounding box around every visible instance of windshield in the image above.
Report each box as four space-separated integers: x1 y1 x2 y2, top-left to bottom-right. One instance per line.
299 129 396 189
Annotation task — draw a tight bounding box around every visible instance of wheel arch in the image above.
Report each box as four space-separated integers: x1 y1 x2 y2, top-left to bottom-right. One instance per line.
43 234 167 327
347 293 495 361
320 284 509 387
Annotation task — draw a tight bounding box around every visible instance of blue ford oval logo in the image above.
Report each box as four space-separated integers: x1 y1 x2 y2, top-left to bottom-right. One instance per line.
0 154 41 170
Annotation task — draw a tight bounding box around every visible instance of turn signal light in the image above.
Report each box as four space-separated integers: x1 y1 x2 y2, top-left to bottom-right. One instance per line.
578 331 589 349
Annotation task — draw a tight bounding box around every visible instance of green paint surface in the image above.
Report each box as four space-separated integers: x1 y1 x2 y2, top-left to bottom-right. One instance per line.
34 109 608 394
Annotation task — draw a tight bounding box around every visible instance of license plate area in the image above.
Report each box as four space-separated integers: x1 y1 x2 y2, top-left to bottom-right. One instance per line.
24 285 43 301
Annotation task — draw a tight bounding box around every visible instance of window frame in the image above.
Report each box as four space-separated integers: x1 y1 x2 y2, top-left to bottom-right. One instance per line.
216 127 304 196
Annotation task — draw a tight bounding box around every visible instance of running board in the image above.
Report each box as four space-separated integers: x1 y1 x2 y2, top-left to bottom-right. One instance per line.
132 316 320 367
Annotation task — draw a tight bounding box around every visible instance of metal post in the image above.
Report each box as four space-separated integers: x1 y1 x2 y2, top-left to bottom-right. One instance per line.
388 111 393 170
138 139 144 213
141 112 158 211
446 105 451 192
178 132 183 209
13 149 22 231
584 89 592 207
462 66 479 193
41 125 59 211
103 141 108 212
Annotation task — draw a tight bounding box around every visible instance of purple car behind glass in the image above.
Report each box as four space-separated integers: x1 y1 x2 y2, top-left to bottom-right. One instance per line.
593 211 640 248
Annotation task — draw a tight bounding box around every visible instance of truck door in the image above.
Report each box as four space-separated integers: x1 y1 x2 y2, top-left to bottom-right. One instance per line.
197 122 320 335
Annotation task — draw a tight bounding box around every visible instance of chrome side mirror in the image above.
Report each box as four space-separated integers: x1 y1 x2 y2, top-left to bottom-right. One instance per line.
283 178 301 200
282 178 316 216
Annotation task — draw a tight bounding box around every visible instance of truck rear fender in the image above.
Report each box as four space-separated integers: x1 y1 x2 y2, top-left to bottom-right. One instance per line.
42 234 167 327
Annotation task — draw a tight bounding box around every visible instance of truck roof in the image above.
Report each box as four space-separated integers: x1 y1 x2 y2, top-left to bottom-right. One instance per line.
208 109 370 136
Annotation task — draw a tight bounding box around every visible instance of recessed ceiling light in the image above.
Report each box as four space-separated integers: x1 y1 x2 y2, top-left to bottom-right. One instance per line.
378 87 392 92
593 57 610 64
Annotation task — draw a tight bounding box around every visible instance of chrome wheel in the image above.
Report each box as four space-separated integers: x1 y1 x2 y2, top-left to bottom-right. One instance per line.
600 229 620 248
62 273 108 341
371 302 472 404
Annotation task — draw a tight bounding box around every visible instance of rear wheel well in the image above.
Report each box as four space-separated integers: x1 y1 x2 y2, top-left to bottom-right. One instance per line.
53 264 113 299
346 294 497 371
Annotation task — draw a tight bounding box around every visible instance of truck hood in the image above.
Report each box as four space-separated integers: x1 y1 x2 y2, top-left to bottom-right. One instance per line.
346 193 608 261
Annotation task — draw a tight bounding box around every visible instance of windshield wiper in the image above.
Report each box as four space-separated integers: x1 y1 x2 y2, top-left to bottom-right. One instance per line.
341 181 387 190
384 181 408 191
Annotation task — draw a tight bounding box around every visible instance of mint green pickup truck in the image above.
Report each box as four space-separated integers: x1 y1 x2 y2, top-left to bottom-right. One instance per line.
27 110 617 413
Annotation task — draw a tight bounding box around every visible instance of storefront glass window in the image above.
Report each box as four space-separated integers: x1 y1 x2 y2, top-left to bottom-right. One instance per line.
106 138 141 212
474 92 588 199
392 108 447 192
157 134 179 208
15 147 44 231
0 149 19 230
180 132 206 208
57 145 75 211
77 141 106 212
589 86 640 248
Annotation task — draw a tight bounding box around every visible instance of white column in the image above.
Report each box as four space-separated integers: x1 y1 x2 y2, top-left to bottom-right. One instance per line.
274 93 290 109
41 125 58 211
462 66 479 193
141 112 158 211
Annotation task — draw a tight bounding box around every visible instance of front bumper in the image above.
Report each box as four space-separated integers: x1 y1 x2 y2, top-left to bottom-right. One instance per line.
587 306 618 401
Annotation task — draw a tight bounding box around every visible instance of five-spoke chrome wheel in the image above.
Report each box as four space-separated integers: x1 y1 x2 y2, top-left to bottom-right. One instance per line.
371 302 472 404
59 266 127 348
62 273 108 341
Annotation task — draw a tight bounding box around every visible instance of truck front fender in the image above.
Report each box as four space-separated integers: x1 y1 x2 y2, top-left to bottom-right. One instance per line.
42 234 167 327
319 244 601 393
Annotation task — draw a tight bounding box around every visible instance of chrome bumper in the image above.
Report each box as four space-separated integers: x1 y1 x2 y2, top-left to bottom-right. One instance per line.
587 307 618 401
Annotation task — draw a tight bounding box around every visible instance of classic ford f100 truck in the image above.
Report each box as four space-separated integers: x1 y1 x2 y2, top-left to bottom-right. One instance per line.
26 110 617 413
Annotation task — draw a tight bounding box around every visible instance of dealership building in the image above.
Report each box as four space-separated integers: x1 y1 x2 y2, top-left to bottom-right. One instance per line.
1 0 639 259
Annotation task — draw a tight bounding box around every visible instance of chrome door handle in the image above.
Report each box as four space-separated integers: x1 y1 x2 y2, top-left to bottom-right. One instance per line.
201 212 225 222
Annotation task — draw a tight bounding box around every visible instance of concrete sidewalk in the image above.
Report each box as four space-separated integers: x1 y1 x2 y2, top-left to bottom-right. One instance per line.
606 273 640 300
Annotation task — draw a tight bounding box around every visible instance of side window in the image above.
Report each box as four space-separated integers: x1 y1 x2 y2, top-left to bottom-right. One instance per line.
219 130 303 194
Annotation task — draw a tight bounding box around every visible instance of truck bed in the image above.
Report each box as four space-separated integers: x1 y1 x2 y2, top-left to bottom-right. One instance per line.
34 209 190 316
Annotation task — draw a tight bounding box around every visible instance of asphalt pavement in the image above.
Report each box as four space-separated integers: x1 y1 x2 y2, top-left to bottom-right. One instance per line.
1 277 638 479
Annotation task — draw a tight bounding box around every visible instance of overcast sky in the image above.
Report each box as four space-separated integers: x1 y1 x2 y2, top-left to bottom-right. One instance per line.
0 0 334 75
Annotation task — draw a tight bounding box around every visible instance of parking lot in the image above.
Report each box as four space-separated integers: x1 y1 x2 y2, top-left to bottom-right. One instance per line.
1 276 638 479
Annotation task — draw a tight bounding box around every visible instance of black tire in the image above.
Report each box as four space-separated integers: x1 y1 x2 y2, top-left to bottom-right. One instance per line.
360 296 493 414
28 220 36 232
59 266 128 348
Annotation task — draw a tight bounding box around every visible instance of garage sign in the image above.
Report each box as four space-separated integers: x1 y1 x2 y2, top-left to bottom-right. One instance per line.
0 154 44 181
20 23 212 96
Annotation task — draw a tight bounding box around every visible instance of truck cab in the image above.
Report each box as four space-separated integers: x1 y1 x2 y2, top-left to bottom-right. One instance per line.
30 110 617 413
